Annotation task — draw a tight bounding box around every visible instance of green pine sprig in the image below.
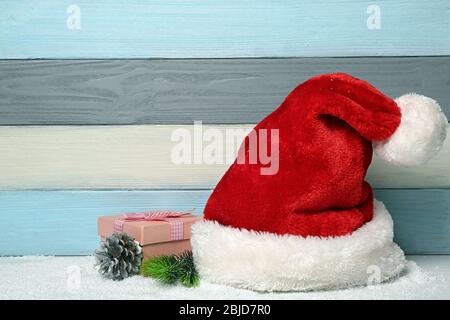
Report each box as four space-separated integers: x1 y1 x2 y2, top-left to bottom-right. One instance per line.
177 251 199 288
141 254 179 285
141 251 199 287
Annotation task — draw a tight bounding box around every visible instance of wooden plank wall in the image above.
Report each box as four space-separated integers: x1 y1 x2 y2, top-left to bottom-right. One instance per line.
1 125 450 189
1 58 450 125
1 1 449 58
1 190 449 255
0 1 449 255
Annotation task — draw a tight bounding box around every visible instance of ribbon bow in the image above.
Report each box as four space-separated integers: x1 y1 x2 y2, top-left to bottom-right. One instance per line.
114 210 192 241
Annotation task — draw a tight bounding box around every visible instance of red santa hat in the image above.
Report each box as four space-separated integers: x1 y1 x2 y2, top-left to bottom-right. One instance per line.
191 73 447 291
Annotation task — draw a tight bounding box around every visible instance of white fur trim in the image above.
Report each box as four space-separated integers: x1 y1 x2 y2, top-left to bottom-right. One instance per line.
191 200 406 292
374 93 448 166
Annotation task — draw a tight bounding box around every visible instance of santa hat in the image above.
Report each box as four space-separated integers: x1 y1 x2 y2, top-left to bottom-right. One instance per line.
191 73 447 291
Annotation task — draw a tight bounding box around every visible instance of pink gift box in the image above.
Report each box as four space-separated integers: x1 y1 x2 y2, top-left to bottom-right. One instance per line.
98 214 203 259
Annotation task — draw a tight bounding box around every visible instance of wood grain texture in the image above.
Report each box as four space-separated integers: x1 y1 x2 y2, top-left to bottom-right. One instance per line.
1 57 450 124
0 190 209 256
0 189 449 255
375 189 450 255
0 125 251 190
1 0 449 59
1 125 450 190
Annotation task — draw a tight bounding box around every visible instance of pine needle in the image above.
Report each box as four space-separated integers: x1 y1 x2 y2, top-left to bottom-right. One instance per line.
140 251 199 287
176 251 199 288
140 255 179 285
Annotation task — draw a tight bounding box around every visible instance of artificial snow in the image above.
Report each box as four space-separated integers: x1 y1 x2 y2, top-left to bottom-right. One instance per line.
0 256 449 299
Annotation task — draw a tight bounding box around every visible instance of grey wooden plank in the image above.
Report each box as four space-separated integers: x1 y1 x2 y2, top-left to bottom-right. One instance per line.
0 57 449 124
375 189 450 254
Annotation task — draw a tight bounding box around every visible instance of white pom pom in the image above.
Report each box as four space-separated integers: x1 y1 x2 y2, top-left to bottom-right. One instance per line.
374 93 448 167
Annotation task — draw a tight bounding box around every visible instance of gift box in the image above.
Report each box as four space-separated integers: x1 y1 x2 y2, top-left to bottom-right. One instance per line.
98 211 202 259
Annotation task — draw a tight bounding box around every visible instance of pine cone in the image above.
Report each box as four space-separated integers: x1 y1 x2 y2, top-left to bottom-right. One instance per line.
94 233 143 281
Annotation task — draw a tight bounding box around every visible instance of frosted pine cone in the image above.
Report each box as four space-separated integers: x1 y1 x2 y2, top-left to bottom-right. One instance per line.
94 233 143 281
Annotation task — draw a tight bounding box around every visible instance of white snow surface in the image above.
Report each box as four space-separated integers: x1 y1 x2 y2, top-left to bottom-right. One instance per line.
0 255 449 299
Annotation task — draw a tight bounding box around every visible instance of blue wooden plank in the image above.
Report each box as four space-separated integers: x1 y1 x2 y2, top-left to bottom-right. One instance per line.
0 190 211 256
0 0 449 58
0 189 449 255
